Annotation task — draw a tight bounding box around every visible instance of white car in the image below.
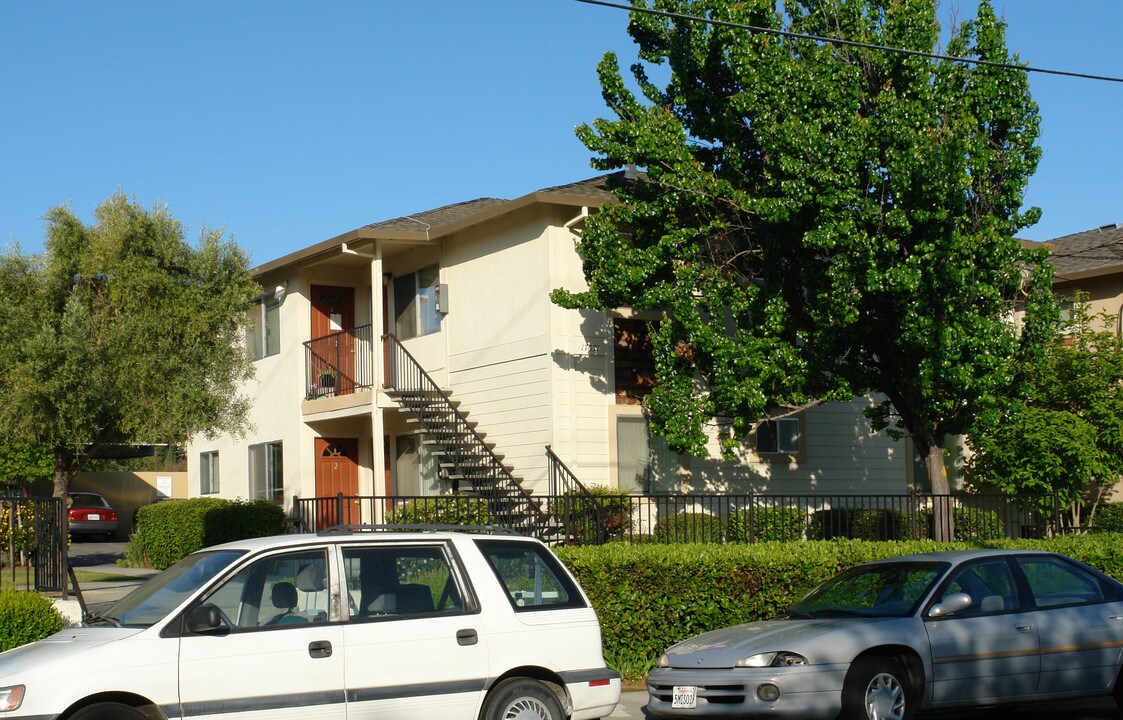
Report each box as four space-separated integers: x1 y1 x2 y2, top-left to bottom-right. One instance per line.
0 527 621 720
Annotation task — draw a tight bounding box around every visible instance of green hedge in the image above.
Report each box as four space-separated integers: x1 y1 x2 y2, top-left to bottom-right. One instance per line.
0 590 64 651
128 498 285 569
727 507 806 542
387 497 494 526
1090 502 1123 531
653 512 724 543
556 533 1123 684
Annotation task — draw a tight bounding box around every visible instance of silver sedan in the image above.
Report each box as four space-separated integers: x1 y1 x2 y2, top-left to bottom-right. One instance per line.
647 549 1123 720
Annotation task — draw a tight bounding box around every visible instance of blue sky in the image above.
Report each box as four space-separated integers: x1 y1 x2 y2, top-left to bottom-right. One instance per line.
1 1 1120 266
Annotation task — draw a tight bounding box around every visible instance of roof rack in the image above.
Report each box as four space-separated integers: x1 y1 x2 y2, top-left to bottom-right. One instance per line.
316 523 524 537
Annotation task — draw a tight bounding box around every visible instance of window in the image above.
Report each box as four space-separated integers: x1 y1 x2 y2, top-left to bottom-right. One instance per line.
247 295 281 360
616 415 681 493
342 544 463 618
940 560 1018 615
476 539 585 612
249 441 283 504
393 265 441 339
1017 556 1110 608
199 549 330 629
613 318 656 404
199 451 219 495
756 418 799 454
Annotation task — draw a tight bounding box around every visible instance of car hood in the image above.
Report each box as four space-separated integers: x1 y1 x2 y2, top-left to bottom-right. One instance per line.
664 618 885 669
0 627 142 680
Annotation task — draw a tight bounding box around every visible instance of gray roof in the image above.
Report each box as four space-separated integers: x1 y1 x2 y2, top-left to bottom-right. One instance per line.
1039 222 1123 281
360 174 622 236
251 173 627 276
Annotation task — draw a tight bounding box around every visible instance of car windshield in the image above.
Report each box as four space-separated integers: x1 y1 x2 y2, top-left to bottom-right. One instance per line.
787 561 946 618
91 549 245 628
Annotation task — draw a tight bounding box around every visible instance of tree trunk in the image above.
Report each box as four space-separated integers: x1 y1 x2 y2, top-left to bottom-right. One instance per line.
917 437 954 542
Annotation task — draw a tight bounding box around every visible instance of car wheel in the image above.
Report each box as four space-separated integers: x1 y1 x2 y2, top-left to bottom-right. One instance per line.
1113 667 1123 710
482 678 565 720
841 656 913 720
70 702 147 720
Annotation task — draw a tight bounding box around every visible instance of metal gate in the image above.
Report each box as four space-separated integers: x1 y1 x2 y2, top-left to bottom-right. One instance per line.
2 497 67 594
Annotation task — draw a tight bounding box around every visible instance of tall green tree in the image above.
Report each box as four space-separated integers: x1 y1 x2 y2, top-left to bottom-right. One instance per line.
0 193 257 498
967 294 1123 530
554 0 1053 535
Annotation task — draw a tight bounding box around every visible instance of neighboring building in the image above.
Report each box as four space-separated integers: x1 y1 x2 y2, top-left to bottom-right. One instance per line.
1042 222 1123 336
186 174 915 524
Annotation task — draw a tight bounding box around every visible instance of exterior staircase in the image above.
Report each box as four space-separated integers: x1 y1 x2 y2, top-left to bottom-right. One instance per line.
383 335 564 540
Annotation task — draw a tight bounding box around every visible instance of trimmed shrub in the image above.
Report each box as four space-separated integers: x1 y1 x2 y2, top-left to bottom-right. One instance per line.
653 512 724 543
551 485 633 544
386 497 494 526
808 508 851 540
1089 502 1123 531
128 498 285 569
949 507 1006 540
727 507 806 543
0 590 64 650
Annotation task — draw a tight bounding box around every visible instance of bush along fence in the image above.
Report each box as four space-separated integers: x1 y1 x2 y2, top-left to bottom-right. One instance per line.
291 491 1057 544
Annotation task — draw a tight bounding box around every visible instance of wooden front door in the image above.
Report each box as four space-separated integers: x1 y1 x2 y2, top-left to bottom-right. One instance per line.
315 437 360 527
310 285 356 395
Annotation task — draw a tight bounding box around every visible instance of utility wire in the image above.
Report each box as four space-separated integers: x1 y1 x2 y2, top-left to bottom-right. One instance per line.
575 0 1123 84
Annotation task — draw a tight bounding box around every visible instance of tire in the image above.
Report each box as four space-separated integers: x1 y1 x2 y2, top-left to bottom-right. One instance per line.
1113 667 1123 711
482 678 565 720
70 702 147 720
840 656 913 720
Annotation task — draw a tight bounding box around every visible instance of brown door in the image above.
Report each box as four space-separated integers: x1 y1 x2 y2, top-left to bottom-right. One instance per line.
315 437 360 527
310 285 356 395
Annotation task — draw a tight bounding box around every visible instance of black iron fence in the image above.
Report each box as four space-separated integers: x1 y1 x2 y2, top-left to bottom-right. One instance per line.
292 491 1056 544
1 496 67 593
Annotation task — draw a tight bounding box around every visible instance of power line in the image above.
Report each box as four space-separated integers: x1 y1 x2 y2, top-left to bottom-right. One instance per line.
575 0 1123 84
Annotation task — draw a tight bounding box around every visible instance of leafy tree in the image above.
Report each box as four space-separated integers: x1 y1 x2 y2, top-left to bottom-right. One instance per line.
967 294 1123 530
553 0 1053 536
0 442 53 489
0 193 257 499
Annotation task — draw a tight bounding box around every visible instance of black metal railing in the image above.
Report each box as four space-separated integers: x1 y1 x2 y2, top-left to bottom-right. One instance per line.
545 445 615 543
290 492 1055 544
2 496 67 593
383 334 551 537
303 324 374 400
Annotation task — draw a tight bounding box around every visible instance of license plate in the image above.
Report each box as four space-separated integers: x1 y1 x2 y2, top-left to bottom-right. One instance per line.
88 513 101 520
672 685 697 709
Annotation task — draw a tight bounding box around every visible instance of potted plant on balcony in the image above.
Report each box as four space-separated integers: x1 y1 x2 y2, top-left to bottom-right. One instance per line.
317 368 337 397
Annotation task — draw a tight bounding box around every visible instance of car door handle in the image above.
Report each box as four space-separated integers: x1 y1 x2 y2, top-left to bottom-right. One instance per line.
1015 624 1034 633
456 629 478 646
1109 615 1123 622
308 640 333 658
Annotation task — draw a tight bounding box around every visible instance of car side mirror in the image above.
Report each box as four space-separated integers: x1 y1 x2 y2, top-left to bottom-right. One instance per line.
929 592 973 617
186 604 225 634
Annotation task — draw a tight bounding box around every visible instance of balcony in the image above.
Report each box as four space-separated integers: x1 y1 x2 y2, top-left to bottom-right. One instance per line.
303 324 375 400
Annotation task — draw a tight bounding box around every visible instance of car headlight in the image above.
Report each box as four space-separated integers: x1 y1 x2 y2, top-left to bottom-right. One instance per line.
0 685 24 712
736 652 808 668
657 653 670 668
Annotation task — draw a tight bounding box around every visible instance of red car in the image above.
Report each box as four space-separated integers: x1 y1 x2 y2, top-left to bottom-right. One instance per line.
68 492 120 541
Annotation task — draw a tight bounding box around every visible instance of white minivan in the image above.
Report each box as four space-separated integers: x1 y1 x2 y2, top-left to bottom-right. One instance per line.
0 527 621 720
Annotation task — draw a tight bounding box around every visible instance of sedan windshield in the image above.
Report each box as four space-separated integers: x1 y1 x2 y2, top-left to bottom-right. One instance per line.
91 549 245 628
787 561 946 618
